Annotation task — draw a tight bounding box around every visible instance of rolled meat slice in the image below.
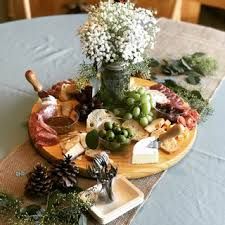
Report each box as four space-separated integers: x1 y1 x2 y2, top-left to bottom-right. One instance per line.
28 99 59 147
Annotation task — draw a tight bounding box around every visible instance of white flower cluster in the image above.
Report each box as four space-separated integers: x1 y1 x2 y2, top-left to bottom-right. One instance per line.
79 1 159 64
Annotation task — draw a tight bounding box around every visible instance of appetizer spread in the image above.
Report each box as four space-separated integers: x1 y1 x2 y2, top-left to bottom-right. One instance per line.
26 70 199 178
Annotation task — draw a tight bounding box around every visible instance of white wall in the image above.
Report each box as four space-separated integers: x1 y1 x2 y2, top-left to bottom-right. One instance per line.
0 0 7 22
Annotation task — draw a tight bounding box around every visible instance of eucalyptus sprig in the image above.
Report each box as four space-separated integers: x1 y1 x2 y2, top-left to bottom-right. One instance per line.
157 52 218 85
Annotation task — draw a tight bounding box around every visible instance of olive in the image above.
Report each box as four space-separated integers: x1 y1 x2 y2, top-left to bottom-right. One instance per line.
117 135 126 143
113 127 122 134
106 130 115 141
99 129 107 138
121 129 129 137
127 128 134 137
104 122 113 130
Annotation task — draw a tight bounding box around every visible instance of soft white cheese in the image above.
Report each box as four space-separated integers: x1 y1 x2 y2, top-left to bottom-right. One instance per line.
147 90 169 106
132 137 159 164
42 95 57 106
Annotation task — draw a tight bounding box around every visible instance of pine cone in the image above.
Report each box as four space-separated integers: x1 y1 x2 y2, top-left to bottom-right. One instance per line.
51 155 79 190
25 163 52 197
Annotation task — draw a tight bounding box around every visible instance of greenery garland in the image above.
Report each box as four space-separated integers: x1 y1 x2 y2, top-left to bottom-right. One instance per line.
0 190 91 225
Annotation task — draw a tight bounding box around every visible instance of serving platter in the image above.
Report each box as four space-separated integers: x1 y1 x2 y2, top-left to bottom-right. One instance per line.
30 77 197 179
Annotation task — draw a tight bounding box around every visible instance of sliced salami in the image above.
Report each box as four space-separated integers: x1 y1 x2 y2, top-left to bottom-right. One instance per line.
150 84 200 129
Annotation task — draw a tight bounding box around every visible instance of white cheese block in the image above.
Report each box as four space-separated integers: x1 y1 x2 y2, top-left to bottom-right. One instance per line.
132 137 159 164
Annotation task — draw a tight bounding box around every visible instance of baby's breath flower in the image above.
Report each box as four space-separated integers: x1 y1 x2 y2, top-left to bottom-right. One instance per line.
79 1 159 64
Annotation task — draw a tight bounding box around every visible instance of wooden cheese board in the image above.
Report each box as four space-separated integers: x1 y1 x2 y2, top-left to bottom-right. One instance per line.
30 77 197 179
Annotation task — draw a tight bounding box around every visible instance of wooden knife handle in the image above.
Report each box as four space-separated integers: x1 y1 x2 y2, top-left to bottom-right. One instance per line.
159 124 184 142
25 70 43 92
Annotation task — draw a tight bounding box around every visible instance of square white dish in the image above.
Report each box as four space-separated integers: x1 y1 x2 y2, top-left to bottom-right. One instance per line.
89 175 144 224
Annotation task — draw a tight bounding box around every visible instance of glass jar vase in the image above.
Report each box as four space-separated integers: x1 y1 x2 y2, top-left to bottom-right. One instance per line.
100 62 130 105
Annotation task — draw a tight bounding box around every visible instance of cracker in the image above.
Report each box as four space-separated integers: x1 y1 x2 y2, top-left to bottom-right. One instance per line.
144 118 165 133
122 119 149 141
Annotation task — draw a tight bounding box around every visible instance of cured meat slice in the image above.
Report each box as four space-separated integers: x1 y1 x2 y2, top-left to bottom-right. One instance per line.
150 84 200 130
28 104 59 147
150 84 188 110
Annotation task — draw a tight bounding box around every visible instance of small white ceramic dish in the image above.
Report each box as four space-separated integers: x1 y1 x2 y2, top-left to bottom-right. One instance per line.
89 175 144 224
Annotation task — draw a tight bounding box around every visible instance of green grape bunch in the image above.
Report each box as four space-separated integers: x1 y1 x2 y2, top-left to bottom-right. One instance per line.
114 87 156 127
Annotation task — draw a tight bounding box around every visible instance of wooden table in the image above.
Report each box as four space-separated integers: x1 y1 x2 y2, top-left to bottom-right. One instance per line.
181 0 225 23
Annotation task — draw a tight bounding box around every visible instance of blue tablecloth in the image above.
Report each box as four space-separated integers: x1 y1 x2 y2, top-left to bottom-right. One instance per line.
0 15 225 225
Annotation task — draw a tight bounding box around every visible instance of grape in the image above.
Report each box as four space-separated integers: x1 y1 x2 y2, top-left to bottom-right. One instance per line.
74 87 91 103
84 86 93 99
140 117 149 127
146 115 153 123
93 97 103 109
138 87 145 95
79 110 88 122
133 93 141 101
132 107 141 118
127 97 135 106
74 88 103 122
80 104 88 111
140 94 150 104
124 113 133 120
141 102 151 114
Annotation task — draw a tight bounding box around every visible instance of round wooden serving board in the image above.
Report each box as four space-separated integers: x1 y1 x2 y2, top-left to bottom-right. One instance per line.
31 77 197 179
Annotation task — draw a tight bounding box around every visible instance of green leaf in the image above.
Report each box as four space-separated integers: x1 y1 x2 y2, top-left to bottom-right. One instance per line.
186 70 202 77
192 52 206 57
149 58 160 67
191 90 204 100
185 75 200 85
180 58 192 71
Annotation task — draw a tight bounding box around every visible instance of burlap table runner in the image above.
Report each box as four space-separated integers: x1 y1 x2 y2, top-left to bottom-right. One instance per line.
0 141 164 225
1 18 225 225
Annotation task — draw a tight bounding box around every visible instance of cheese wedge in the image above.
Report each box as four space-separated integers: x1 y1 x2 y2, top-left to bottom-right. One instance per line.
65 142 85 159
132 137 159 164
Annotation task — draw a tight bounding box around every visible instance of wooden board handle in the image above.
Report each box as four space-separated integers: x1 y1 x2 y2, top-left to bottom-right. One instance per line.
25 70 43 92
159 124 184 142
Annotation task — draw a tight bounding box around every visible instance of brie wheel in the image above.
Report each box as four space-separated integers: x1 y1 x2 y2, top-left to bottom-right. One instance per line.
132 137 159 164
